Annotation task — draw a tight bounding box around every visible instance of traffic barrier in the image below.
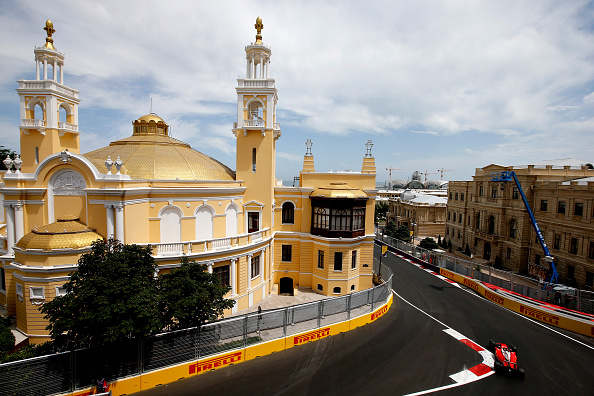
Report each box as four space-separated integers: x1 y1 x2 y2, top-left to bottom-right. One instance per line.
439 269 594 338
68 295 393 396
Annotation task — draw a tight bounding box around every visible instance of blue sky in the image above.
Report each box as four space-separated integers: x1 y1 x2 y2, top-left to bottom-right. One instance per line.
1 0 594 184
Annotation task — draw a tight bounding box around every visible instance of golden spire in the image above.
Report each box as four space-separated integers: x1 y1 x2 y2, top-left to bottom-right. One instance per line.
255 16 263 44
43 19 56 50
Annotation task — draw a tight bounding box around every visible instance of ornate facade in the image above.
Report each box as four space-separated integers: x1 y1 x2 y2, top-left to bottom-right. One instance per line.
0 19 376 343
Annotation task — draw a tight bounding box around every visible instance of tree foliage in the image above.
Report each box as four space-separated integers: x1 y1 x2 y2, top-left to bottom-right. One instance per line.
41 239 162 349
0 319 15 353
419 237 439 250
374 201 388 222
383 221 411 242
160 256 234 331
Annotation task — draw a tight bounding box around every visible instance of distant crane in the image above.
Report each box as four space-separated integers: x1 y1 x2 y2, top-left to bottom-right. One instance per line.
386 166 403 189
437 168 454 180
420 170 438 182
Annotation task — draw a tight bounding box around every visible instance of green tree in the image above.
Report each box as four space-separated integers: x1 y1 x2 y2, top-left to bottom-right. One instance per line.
0 318 15 353
394 225 411 242
419 237 439 250
160 257 235 330
383 220 398 238
0 146 18 171
374 201 388 222
41 239 162 349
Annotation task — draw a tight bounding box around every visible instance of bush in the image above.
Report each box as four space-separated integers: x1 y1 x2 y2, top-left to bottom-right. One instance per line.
0 326 15 353
419 238 439 250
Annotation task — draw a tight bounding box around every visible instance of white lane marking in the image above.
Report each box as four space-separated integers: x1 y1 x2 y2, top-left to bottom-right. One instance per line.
443 328 467 341
450 369 479 383
392 290 494 395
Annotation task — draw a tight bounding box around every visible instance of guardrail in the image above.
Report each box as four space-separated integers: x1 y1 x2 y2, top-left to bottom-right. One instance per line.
0 269 392 396
376 233 594 315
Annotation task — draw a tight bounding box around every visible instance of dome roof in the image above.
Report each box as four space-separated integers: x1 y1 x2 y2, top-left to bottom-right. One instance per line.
16 216 103 251
83 114 236 181
400 189 417 201
310 182 367 199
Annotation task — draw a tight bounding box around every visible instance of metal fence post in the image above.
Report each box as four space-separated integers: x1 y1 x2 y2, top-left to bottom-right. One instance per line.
347 294 352 320
577 290 582 312
70 350 75 392
283 308 287 337
489 265 492 284
370 287 375 311
196 326 201 360
138 337 144 375
243 317 248 347
317 301 323 328
510 273 514 292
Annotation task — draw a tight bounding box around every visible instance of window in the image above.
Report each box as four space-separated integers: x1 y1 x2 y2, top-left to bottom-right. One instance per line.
351 250 357 269
455 192 458 200
353 209 365 230
446 226 449 235
474 237 478 247
567 265 575 280
317 284 323 292
574 202 584 217
333 287 341 294
479 184 484 196
460 193 464 201
475 213 480 229
251 255 260 278
586 272 594 288
281 245 292 262
570 238 578 255
448 211 451 221
0 267 5 291
558 201 566 214
318 250 324 269
350 284 355 291
55 286 67 297
282 202 295 224
252 148 257 172
509 219 517 239
35 147 39 164
512 187 519 199
540 200 548 211
30 286 45 301
458 214 462 224
488 216 495 235
314 208 329 229
334 252 343 271
457 230 460 239
535 254 541 264
214 265 230 287
453 213 456 222
16 283 23 297
491 186 498 198
331 209 351 230
554 234 561 250
450 192 453 199
506 248 511 259
248 212 260 233
589 241 594 259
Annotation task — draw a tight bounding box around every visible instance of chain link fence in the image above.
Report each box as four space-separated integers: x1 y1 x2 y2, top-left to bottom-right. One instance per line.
0 269 393 396
377 233 594 315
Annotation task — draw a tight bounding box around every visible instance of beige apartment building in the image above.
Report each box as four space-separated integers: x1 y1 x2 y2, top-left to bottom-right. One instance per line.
446 161 594 289
388 189 447 239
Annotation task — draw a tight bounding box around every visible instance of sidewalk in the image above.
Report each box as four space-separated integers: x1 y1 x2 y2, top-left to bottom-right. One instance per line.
229 287 328 317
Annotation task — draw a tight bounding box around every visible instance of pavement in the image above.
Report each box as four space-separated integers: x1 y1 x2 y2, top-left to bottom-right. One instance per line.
228 287 328 317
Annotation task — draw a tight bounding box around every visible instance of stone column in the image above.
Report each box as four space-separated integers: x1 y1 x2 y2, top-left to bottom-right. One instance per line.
115 204 124 243
207 262 213 274
13 205 24 245
36 61 40 80
43 59 47 80
52 60 57 81
231 259 237 296
105 204 115 240
5 205 15 255
251 53 255 79
247 254 253 290
246 57 250 78
60 63 64 84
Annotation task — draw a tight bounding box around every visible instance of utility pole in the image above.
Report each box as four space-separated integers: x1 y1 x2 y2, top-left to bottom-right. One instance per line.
437 168 454 180
386 166 403 190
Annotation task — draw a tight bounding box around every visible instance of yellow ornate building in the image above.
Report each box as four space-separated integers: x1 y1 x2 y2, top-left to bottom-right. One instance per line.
0 19 376 344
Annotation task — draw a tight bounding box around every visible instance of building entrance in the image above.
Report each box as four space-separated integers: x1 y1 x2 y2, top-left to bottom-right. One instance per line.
279 277 294 295
483 242 492 261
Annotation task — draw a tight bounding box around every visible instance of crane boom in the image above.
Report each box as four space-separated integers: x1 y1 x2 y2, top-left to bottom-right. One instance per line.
492 171 558 284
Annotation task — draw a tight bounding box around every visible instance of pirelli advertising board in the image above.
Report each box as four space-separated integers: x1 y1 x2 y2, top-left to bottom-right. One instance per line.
439 268 594 338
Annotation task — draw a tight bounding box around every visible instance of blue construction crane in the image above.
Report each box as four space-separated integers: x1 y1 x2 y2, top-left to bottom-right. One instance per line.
491 171 559 284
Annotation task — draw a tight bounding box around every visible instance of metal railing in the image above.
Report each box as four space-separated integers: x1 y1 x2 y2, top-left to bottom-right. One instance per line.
376 232 594 315
0 270 392 396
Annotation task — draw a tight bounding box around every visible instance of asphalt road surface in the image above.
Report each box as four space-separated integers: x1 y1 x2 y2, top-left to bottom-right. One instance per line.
138 245 594 395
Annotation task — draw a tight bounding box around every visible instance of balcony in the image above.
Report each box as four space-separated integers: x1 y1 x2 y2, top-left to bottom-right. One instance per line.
21 119 45 128
58 121 79 136
476 230 499 242
18 80 79 99
144 228 270 257
237 79 275 88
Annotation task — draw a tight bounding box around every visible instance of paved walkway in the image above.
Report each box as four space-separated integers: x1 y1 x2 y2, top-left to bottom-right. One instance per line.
229 287 328 317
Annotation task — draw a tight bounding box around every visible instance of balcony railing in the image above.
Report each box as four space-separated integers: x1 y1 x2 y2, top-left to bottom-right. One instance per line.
18 80 79 99
145 228 271 257
58 122 78 132
244 119 265 127
21 119 45 128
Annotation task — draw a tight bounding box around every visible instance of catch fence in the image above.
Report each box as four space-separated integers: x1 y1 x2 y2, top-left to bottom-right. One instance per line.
0 269 392 396
377 233 594 315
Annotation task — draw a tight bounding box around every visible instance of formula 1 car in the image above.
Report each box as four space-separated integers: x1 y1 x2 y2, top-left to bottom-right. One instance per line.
488 340 525 379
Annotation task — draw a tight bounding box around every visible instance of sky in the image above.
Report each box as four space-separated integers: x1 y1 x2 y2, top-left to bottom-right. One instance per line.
1 0 594 184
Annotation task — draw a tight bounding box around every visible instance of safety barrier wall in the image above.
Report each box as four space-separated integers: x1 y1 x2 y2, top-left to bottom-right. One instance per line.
376 233 594 314
0 267 393 396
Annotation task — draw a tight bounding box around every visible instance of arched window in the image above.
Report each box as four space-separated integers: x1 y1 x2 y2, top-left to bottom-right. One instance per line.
282 201 294 224
488 215 495 235
332 209 350 230
509 219 517 239
252 148 256 172
475 213 480 229
353 209 365 230
333 287 341 294
34 103 44 121
160 207 182 243
195 206 214 241
225 204 238 237
314 208 329 229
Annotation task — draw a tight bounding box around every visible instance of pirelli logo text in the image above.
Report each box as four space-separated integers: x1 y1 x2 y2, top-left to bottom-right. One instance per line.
294 328 331 345
463 277 479 292
189 351 243 375
441 269 455 279
519 305 559 326
484 290 505 306
371 305 389 321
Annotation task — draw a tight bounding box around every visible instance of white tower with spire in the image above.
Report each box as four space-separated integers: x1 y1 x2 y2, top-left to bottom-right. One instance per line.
16 20 81 173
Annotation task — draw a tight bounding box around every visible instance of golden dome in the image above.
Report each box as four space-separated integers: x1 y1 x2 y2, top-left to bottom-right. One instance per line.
83 114 235 181
310 182 368 199
16 217 103 251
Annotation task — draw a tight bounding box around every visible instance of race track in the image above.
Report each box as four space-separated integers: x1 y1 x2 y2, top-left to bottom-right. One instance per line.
137 245 594 395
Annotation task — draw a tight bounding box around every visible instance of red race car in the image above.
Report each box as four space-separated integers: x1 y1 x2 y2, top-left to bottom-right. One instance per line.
488 340 525 379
